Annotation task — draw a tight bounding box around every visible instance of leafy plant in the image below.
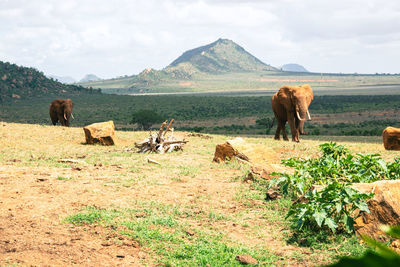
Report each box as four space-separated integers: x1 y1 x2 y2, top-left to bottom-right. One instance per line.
270 142 400 234
287 182 373 233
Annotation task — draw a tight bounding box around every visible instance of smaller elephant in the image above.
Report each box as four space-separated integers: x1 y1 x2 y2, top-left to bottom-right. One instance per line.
49 99 74 127
272 84 314 142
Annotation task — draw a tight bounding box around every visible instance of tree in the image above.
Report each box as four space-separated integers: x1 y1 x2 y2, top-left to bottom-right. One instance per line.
131 110 164 130
256 117 275 134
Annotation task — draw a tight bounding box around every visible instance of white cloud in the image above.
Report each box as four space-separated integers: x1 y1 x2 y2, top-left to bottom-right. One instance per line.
0 0 399 79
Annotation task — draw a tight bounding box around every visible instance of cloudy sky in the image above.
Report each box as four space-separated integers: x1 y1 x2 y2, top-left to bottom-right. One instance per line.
1 0 399 80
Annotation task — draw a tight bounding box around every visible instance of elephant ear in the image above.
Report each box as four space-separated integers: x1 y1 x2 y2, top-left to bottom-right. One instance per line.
278 86 295 108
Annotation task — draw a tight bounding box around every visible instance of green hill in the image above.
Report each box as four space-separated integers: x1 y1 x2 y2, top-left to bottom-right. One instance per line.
165 38 276 75
0 61 100 102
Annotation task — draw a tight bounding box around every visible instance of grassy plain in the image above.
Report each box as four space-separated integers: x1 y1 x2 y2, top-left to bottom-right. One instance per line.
2 123 399 265
81 71 400 94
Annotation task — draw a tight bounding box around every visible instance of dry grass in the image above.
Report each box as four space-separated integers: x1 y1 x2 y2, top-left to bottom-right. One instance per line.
1 122 399 266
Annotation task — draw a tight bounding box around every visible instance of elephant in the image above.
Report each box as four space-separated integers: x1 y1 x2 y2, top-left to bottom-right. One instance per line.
49 99 74 127
272 84 314 142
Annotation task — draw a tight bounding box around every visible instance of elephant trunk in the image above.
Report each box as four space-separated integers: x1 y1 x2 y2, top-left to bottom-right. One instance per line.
296 103 310 121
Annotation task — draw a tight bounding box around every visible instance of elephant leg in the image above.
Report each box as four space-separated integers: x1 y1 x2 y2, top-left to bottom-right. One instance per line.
287 112 299 142
57 114 66 126
281 122 289 141
274 123 281 140
50 113 58 125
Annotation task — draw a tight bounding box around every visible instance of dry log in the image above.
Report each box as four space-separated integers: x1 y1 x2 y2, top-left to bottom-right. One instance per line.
134 119 187 153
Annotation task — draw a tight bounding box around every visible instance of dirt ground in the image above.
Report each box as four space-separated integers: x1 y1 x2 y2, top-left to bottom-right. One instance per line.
0 122 397 266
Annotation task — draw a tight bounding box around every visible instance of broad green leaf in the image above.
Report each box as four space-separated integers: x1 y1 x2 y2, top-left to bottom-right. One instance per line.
356 201 370 213
343 215 355 233
335 203 342 214
313 210 327 227
324 218 338 233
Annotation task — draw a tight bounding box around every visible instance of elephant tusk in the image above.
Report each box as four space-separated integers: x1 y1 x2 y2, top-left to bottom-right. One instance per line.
64 113 67 121
307 110 311 120
71 113 74 119
296 111 305 121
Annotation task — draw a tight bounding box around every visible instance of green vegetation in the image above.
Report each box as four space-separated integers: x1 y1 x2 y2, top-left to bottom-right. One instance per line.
64 204 278 266
0 61 100 101
1 94 400 137
330 225 400 267
270 143 400 233
131 109 164 130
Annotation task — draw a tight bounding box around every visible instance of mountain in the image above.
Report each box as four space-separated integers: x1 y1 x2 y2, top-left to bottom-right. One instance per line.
0 61 100 102
48 75 76 84
79 74 101 83
78 38 279 93
281 63 309 72
165 38 277 75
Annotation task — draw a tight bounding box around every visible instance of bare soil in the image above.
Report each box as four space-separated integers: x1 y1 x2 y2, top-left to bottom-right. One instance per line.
1 122 398 266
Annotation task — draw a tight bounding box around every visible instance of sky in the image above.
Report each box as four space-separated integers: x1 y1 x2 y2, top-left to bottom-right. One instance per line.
1 0 399 80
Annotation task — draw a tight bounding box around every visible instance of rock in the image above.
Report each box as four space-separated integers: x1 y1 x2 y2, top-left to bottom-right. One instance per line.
83 121 115 145
350 180 400 239
213 137 280 179
213 137 250 163
266 188 282 200
382 126 400 150
235 254 258 265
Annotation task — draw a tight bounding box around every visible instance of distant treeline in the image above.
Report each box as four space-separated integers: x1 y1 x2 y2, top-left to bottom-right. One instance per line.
1 94 400 136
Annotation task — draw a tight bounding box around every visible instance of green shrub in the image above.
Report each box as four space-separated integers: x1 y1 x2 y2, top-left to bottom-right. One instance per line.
270 142 400 234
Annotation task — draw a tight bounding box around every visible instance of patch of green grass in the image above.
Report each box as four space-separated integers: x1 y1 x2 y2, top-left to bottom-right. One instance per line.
64 203 278 266
178 165 200 177
63 206 122 225
56 176 72 181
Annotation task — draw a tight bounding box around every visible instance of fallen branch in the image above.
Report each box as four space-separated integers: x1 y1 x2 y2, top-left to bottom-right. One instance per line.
147 158 160 165
134 119 187 153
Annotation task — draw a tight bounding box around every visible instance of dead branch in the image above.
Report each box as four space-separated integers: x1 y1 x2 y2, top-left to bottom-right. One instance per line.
134 119 187 154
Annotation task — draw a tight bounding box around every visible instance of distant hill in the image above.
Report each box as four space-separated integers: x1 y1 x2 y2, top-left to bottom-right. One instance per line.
165 38 277 76
79 74 101 83
78 38 280 93
48 75 76 84
281 63 309 72
0 61 100 102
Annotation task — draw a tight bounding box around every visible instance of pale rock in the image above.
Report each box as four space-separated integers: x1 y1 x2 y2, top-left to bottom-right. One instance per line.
83 121 115 146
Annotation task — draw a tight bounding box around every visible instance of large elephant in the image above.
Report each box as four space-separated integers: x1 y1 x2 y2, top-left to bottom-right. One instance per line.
272 84 314 142
49 99 74 127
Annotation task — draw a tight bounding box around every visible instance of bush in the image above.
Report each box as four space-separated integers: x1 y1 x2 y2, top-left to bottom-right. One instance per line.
270 142 400 233
131 109 164 130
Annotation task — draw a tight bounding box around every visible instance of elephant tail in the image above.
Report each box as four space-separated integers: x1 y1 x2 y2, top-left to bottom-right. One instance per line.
266 118 275 135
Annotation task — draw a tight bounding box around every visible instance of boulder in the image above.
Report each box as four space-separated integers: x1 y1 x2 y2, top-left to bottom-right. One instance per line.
235 254 258 265
213 137 280 178
382 126 400 150
352 180 400 239
83 121 115 145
